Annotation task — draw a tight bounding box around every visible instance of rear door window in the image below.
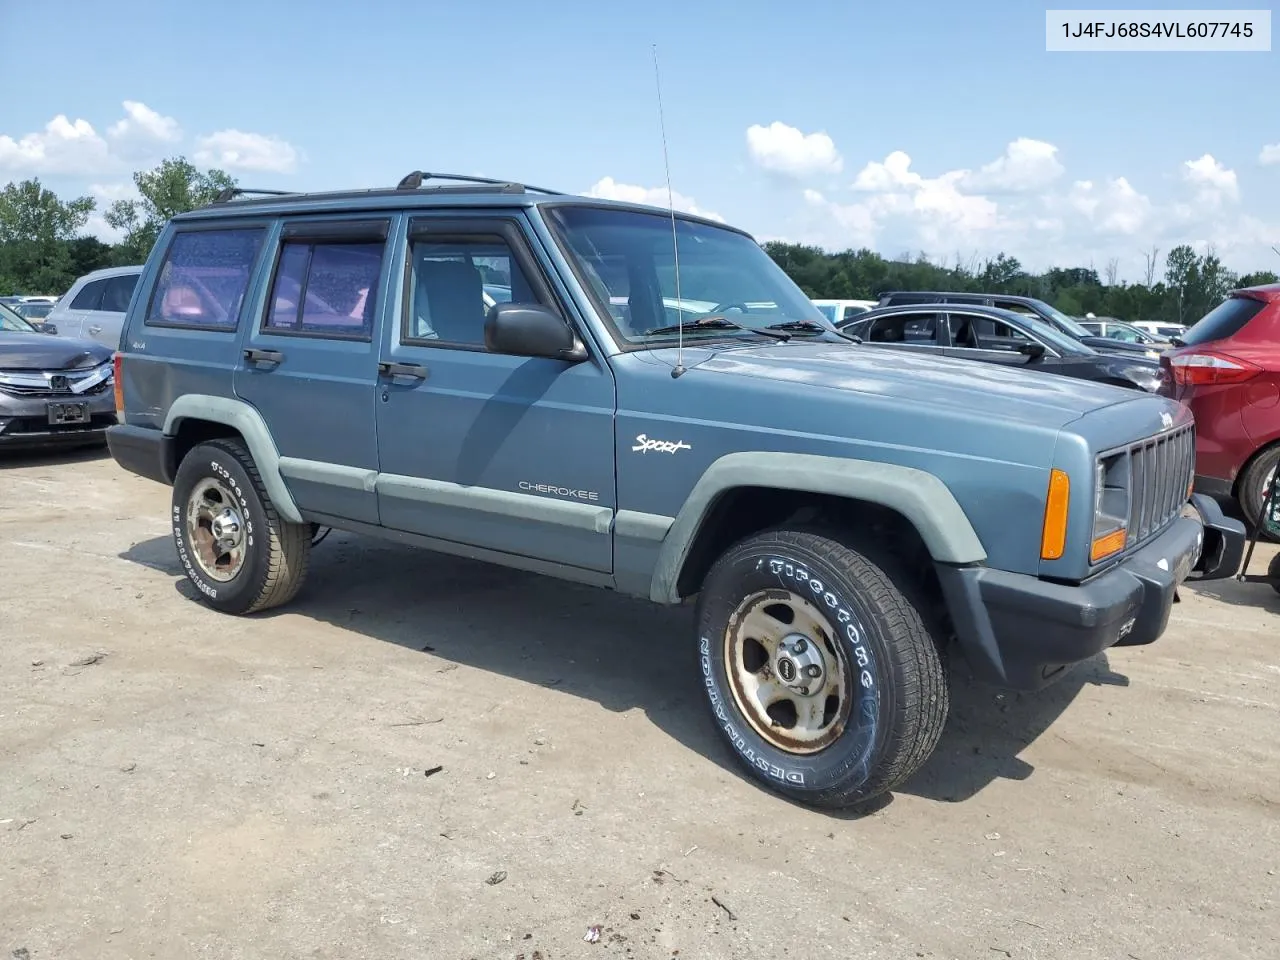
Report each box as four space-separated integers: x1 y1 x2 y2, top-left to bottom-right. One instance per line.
1181 297 1266 346
266 240 385 339
864 311 941 344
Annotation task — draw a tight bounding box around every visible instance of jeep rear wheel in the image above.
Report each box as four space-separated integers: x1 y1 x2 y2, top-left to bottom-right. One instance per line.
695 527 948 808
171 439 311 614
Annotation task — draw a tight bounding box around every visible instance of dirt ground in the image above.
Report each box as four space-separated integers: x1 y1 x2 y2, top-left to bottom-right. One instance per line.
2 447 1277 960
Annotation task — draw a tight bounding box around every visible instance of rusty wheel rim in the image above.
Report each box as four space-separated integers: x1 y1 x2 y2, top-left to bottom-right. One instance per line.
723 589 852 755
185 478 246 583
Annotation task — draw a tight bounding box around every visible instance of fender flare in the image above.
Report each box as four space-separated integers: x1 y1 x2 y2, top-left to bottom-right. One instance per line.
650 451 986 603
163 394 304 524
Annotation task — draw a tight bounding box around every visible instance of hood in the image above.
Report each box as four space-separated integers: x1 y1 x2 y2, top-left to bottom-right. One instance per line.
1079 335 1162 360
685 340 1140 428
0 332 112 371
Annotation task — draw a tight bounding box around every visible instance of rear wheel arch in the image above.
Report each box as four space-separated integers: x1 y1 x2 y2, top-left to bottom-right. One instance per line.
162 395 302 523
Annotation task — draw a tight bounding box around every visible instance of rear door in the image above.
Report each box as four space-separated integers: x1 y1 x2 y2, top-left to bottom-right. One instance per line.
859 310 946 355
57 277 108 338
233 216 394 526
373 211 616 573
83 272 140 348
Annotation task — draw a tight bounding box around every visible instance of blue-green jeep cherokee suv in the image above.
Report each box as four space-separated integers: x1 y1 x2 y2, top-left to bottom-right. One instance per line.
105 173 1245 809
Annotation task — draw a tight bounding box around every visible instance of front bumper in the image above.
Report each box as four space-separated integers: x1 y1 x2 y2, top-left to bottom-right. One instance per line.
0 390 116 449
936 493 1246 690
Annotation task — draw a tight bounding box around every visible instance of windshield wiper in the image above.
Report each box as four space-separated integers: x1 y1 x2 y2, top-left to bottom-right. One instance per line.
644 315 791 341
763 320 829 336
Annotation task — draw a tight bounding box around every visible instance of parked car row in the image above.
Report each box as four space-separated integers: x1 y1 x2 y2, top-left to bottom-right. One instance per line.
811 283 1280 540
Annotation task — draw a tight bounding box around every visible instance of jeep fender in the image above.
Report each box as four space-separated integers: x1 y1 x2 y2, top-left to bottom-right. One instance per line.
162 395 304 524
650 452 986 603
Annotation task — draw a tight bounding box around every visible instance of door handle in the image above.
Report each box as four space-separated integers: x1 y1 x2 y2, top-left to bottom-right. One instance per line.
378 361 427 380
244 348 284 365
88 325 102 335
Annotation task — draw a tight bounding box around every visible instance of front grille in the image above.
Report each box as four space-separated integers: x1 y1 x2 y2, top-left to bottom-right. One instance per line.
0 378 110 398
1124 423 1195 545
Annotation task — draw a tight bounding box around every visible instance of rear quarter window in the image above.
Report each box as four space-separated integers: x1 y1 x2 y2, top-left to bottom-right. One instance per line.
145 228 266 330
1182 296 1266 346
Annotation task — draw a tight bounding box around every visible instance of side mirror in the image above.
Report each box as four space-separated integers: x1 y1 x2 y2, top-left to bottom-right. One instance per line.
484 302 587 362
1018 341 1046 361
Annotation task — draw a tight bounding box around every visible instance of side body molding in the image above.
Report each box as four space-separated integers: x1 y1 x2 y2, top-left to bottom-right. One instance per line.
649 451 987 603
162 394 305 524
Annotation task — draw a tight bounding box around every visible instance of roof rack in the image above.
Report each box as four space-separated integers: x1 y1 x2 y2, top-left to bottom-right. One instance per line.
395 171 565 196
211 187 298 204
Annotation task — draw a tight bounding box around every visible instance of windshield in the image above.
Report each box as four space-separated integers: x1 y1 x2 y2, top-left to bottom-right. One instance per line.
545 205 834 343
0 302 37 332
1020 313 1094 355
1040 302 1092 337
14 301 54 320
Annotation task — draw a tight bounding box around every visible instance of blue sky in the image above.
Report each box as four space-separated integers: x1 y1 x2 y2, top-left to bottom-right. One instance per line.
2 0 1277 281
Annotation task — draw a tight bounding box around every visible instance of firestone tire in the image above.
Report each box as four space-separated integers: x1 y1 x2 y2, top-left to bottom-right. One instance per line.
170 439 311 615
694 527 949 809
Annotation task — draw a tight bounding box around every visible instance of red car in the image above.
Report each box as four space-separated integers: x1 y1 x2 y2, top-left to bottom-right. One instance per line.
1159 283 1280 534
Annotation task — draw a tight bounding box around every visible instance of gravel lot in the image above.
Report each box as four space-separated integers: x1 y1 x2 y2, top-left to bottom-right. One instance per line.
2 447 1278 960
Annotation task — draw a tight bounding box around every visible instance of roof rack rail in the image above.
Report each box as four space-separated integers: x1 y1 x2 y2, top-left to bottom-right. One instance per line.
395 171 565 196
212 187 297 204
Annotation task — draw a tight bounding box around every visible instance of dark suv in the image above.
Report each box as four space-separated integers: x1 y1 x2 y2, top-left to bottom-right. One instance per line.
840 304 1162 391
104 173 1243 810
877 291 1162 361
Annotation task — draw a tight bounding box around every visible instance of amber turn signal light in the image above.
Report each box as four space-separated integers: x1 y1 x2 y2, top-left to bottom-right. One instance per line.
1040 469 1070 560
1090 528 1127 563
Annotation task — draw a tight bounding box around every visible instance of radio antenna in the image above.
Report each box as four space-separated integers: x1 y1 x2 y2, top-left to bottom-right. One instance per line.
652 44 686 379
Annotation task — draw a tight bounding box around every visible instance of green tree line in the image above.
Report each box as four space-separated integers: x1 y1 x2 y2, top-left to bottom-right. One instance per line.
766 243 1277 326
0 158 235 296
3 160 1276 327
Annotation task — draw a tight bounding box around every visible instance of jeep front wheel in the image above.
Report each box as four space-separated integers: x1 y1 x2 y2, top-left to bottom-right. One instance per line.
695 527 948 808
171 439 311 614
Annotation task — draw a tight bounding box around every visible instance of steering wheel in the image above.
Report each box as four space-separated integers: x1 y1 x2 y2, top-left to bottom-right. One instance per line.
709 302 750 314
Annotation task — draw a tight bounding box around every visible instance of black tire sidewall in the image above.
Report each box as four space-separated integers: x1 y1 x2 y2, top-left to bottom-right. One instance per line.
171 443 268 610
695 536 896 798
1241 446 1280 538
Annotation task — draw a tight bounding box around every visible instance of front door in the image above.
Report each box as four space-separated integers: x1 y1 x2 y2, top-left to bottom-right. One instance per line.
374 213 616 573
941 311 1045 369
234 216 393 526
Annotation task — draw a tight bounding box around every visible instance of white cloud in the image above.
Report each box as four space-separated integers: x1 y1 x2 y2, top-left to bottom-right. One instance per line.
1182 153 1239 205
193 130 299 174
801 189 877 248
108 101 181 144
1259 143 1280 165
584 176 724 221
1066 177 1151 235
746 122 843 178
852 150 1000 238
961 138 1064 192
0 114 112 176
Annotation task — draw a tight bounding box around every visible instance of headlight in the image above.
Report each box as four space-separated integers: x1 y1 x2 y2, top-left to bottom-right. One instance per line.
1121 366 1162 392
1091 454 1130 562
